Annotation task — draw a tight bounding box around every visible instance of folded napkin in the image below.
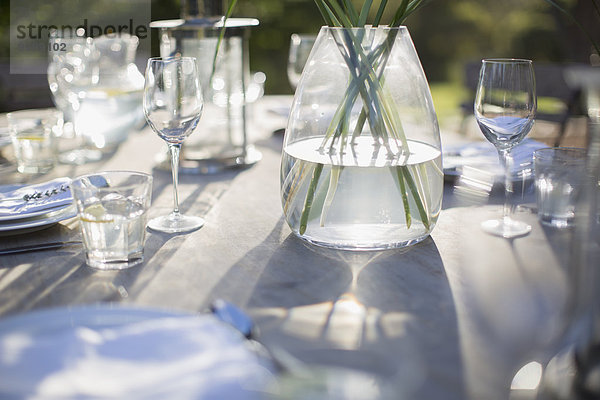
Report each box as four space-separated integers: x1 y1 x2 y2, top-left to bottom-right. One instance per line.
0 178 72 218
0 313 274 399
443 139 547 180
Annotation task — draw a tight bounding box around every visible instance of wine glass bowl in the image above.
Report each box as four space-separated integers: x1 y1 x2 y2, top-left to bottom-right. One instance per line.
144 56 205 233
474 58 537 238
476 115 534 150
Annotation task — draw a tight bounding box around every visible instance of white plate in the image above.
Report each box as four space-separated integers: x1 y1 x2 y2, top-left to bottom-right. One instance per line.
0 304 275 399
0 204 76 234
0 202 72 222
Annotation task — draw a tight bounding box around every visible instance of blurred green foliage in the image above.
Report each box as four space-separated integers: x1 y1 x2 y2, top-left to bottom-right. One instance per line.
230 0 597 93
0 0 597 95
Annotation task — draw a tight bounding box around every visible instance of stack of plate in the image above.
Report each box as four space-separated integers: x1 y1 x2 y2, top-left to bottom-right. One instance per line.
0 178 76 235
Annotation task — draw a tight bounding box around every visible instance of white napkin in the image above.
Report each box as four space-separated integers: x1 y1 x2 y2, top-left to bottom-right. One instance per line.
0 314 275 399
0 178 72 218
443 139 547 180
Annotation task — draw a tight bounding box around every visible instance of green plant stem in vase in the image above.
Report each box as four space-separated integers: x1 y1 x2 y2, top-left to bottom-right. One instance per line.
280 0 443 250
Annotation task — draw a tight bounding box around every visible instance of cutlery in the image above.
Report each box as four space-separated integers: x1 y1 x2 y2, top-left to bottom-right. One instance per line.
0 176 107 205
0 183 70 203
210 299 304 373
0 240 81 256
209 300 393 399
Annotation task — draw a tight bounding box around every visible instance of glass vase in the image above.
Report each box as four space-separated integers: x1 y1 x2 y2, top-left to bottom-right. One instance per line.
280 26 443 250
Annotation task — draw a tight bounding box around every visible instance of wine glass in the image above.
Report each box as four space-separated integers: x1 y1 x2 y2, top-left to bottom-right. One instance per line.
474 58 537 238
287 34 316 91
144 57 205 233
48 34 102 164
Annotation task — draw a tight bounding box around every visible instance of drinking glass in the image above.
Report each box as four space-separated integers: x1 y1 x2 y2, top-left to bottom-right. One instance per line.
71 171 153 270
287 34 316 91
7 108 63 174
144 57 205 233
48 35 102 164
474 58 537 238
534 147 587 228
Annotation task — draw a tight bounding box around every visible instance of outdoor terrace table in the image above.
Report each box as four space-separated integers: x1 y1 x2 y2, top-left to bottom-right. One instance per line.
0 96 573 400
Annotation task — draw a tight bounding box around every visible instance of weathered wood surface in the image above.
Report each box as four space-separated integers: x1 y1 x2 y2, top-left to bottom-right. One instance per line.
0 97 572 400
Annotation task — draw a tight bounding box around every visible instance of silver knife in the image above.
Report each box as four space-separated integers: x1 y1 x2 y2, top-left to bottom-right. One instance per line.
0 240 81 256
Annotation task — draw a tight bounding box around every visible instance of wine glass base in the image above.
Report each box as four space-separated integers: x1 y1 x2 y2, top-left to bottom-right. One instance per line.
147 214 205 234
481 218 531 238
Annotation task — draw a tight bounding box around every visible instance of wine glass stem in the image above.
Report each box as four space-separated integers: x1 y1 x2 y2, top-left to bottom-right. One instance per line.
499 148 514 223
169 143 182 216
72 105 85 147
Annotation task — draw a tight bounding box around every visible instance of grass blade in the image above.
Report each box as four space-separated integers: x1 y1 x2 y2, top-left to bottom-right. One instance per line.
282 158 310 215
324 0 355 27
299 163 324 235
211 0 238 80
343 0 360 25
394 167 412 228
358 0 374 26
314 0 340 26
400 166 430 230
373 0 388 26
390 0 410 27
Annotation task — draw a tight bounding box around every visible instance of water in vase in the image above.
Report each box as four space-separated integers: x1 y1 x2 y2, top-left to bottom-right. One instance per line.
281 137 443 250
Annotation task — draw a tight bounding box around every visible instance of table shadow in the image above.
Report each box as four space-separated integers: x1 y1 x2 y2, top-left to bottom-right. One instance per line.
209 220 467 399
0 220 185 318
0 164 245 317
149 166 241 216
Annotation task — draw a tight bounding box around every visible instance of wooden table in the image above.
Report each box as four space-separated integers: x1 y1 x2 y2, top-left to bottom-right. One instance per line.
0 96 575 400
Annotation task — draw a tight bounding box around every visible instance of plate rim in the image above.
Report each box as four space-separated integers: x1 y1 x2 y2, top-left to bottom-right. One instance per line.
0 202 73 222
0 303 198 333
0 204 76 232
0 304 274 398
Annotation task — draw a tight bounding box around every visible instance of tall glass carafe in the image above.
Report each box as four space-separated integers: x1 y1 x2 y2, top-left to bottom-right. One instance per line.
281 26 443 250
75 33 144 150
150 0 261 173
48 33 144 156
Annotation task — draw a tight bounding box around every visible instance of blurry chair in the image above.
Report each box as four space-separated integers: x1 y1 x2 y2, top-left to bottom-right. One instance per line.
460 61 586 146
